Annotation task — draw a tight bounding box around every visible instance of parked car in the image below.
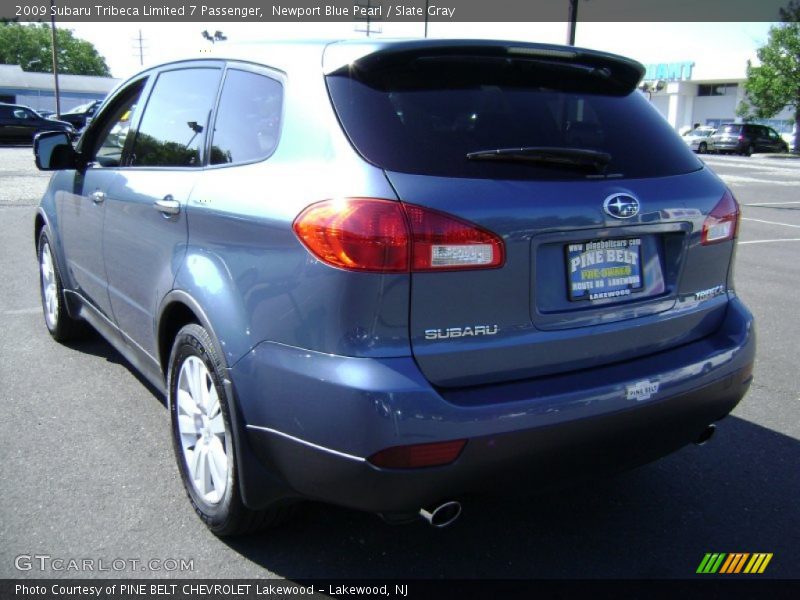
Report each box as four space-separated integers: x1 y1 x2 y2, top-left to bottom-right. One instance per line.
58 99 102 130
682 126 715 153
33 40 755 534
708 123 789 155
36 108 56 119
0 103 73 144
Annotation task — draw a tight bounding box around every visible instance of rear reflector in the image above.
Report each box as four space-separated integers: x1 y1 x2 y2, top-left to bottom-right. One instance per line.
740 361 754 384
368 439 467 469
293 198 504 273
702 189 739 245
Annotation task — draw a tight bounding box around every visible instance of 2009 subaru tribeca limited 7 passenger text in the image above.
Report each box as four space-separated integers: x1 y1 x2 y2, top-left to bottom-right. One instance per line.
33 39 755 534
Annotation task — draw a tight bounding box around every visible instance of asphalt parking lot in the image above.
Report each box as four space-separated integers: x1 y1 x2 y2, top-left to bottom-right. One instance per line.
1 147 798 580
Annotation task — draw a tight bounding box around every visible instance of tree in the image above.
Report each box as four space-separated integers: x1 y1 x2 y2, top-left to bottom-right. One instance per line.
737 2 800 152
0 22 110 77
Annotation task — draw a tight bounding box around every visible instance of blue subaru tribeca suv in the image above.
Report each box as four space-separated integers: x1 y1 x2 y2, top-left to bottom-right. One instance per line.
33 39 755 533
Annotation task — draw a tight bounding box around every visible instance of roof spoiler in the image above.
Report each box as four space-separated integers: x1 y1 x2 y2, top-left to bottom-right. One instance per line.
323 39 645 94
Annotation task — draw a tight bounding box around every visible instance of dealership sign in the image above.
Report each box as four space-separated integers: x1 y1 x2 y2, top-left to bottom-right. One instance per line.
644 62 695 81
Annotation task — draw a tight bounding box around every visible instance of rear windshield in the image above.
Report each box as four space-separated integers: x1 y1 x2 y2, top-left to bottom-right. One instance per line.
718 124 742 134
326 55 702 180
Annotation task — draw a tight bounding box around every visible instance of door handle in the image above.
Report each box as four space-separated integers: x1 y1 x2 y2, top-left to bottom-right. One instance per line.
154 195 180 216
90 190 106 204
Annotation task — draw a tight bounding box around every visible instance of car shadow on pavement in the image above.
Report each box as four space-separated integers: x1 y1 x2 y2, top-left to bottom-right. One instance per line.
223 415 799 579
64 327 166 407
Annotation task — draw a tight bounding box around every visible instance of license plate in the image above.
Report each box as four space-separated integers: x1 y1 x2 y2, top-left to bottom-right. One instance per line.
566 237 643 301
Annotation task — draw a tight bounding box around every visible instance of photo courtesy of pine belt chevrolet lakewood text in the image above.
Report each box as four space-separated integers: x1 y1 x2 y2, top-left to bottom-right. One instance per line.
32 39 755 533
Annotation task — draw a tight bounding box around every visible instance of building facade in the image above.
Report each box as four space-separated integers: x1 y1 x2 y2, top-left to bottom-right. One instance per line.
0 64 119 113
642 60 795 135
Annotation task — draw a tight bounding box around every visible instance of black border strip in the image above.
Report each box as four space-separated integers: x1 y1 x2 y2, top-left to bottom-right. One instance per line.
2 0 795 23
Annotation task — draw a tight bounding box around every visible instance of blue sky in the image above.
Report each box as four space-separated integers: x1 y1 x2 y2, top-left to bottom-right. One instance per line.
66 21 774 80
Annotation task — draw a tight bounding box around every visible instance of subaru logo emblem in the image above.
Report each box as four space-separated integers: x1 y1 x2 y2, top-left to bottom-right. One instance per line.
603 194 640 219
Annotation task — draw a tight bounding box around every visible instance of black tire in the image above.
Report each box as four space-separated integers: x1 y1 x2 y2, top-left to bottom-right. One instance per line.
167 323 288 535
37 231 84 342
698 142 707 154
743 144 753 157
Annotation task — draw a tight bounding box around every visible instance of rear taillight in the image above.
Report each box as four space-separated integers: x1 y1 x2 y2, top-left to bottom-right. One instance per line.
368 439 467 469
404 204 504 271
293 198 504 273
702 189 739 245
292 199 408 272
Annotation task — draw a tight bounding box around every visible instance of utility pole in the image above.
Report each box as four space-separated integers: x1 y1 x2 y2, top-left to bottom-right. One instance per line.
567 0 579 46
133 29 147 66
49 0 61 118
354 1 382 37
424 0 429 38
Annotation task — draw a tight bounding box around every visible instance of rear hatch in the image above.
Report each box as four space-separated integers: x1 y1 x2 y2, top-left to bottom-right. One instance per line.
711 123 743 146
325 41 737 388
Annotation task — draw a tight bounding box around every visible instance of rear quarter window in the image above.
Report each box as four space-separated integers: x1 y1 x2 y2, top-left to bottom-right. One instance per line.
326 55 702 180
209 68 283 166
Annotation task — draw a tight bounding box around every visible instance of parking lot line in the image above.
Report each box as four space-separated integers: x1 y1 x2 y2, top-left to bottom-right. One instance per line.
738 238 800 245
744 201 800 206
719 176 798 186
3 307 41 315
741 218 800 229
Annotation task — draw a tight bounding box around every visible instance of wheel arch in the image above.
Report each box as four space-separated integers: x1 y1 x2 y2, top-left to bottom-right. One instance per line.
34 209 83 320
157 290 229 384
34 210 47 250
158 290 288 511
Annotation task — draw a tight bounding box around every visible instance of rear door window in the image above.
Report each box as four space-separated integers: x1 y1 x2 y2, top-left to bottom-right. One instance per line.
719 124 742 135
209 68 283 165
13 108 34 120
129 67 221 167
326 53 701 180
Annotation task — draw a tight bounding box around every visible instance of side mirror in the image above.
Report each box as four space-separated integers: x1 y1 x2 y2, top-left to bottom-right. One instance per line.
34 131 78 171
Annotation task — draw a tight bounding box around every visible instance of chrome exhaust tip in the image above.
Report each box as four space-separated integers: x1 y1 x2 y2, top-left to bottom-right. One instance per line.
695 424 716 446
419 501 462 528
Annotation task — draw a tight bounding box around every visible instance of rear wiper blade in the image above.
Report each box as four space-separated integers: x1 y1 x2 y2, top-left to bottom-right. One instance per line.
466 146 611 173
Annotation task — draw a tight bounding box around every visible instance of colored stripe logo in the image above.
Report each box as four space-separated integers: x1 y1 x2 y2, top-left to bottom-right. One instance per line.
696 553 773 574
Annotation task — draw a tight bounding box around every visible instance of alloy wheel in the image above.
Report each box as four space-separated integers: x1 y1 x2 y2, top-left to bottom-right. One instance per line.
176 356 229 504
40 241 59 329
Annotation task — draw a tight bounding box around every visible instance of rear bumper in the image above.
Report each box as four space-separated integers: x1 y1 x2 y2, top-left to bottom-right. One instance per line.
230 297 755 513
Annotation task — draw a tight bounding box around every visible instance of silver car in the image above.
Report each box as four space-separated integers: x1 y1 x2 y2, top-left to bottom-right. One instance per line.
682 127 715 154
